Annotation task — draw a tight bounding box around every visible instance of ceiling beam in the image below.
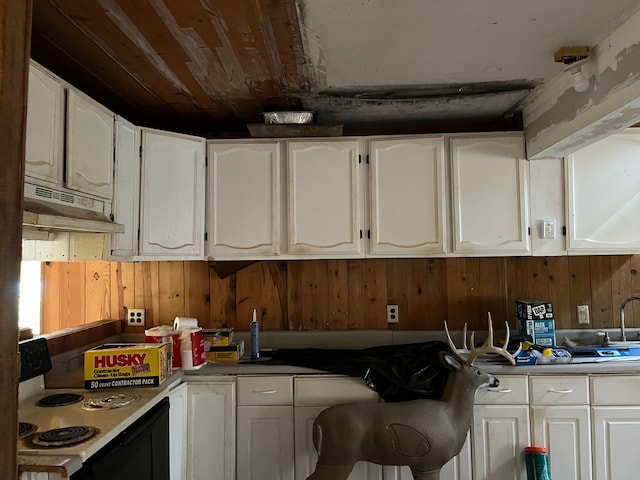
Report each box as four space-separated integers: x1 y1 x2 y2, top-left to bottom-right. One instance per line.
523 8 640 159
0 0 32 478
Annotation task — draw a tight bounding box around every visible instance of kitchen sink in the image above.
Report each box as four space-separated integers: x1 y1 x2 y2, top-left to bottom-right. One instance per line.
597 341 640 348
567 345 640 363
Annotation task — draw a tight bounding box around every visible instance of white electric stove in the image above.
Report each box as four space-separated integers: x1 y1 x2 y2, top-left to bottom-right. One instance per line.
18 338 170 479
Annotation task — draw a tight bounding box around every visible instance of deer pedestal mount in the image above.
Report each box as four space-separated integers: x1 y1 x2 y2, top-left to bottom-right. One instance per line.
306 315 519 480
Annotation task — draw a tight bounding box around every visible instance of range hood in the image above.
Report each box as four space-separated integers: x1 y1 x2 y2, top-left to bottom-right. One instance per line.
23 182 125 237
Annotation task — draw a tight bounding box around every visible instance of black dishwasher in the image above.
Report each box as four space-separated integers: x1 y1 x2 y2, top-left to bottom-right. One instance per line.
71 397 169 480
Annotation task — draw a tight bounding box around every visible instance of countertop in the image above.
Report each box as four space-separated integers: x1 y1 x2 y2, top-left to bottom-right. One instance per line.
29 334 640 475
182 355 640 377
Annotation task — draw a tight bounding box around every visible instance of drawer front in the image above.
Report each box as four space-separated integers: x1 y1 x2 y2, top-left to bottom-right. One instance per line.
591 375 640 405
237 375 293 405
294 377 379 406
530 375 589 405
474 375 528 404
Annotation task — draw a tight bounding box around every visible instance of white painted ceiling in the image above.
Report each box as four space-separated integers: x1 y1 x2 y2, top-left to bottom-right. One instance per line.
295 0 640 128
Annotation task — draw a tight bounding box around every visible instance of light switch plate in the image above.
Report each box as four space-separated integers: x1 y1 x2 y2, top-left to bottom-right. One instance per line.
542 220 556 239
577 305 589 324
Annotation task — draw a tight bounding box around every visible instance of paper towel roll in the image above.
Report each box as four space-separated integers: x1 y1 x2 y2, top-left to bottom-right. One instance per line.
173 316 198 330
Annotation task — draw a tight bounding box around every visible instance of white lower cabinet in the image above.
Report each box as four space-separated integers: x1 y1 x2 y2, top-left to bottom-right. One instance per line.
169 383 188 480
236 376 295 480
180 373 640 480
472 405 530 480
591 375 640 480
472 375 530 480
186 379 236 480
237 405 295 480
529 376 591 480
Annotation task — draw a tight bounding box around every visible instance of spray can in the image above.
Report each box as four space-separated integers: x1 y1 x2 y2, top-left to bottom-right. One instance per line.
250 308 260 361
524 446 552 480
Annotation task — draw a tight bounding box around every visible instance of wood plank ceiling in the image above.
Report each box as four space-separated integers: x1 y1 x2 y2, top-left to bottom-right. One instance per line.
30 0 640 137
31 0 307 136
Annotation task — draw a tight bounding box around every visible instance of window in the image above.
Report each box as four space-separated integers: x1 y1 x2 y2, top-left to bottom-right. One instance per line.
19 261 41 335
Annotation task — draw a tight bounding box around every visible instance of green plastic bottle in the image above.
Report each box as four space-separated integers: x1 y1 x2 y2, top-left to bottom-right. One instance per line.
524 446 551 480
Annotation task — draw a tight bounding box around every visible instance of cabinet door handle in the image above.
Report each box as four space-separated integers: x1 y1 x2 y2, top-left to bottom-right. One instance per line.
252 389 277 394
547 388 573 394
487 388 512 393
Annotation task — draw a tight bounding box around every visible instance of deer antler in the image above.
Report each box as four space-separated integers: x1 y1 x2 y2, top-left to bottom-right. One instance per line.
466 313 521 365
444 320 469 364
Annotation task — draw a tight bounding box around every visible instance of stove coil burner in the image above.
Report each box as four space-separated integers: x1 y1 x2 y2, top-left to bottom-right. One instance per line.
30 425 98 448
36 393 84 407
18 422 38 439
82 392 141 411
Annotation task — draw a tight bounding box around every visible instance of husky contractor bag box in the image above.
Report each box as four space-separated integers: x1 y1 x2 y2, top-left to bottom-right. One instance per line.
84 343 171 389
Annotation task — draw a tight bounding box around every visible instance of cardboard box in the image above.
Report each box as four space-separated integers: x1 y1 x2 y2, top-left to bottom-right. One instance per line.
84 343 171 389
519 319 556 347
516 300 553 320
206 341 244 362
514 348 571 365
203 328 234 346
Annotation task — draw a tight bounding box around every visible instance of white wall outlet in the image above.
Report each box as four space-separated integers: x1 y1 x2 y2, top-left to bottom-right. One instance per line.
126 308 146 326
542 219 556 239
387 304 399 324
577 305 590 324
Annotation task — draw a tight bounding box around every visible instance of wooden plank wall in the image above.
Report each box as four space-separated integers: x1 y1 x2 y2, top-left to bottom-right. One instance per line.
41 255 640 334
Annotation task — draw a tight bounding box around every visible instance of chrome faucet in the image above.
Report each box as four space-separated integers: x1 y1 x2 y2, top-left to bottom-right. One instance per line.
619 296 640 342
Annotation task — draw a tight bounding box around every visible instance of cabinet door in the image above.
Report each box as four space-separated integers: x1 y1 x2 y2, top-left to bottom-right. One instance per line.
287 139 364 257
368 136 448 255
169 383 188 480
531 405 591 480
186 381 235 480
207 141 281 258
566 130 640 253
110 117 140 259
140 130 205 258
237 405 294 480
25 62 64 185
592 406 640 480
382 433 471 480
472 404 530 480
295 406 383 480
66 89 115 199
451 135 530 255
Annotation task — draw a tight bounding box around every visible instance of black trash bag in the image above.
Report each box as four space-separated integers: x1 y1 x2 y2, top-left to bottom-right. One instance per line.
268 341 451 402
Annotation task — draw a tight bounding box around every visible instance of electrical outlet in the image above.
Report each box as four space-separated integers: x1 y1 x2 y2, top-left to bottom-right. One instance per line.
577 305 590 324
542 220 556 239
126 308 146 326
387 304 399 324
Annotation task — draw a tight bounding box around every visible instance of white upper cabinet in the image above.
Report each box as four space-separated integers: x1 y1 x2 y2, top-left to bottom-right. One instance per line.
25 62 64 185
450 134 530 255
207 141 281 258
368 136 448 256
140 129 206 259
529 157 566 256
110 117 141 259
566 130 640 253
25 61 116 204
287 138 365 257
66 89 115 200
